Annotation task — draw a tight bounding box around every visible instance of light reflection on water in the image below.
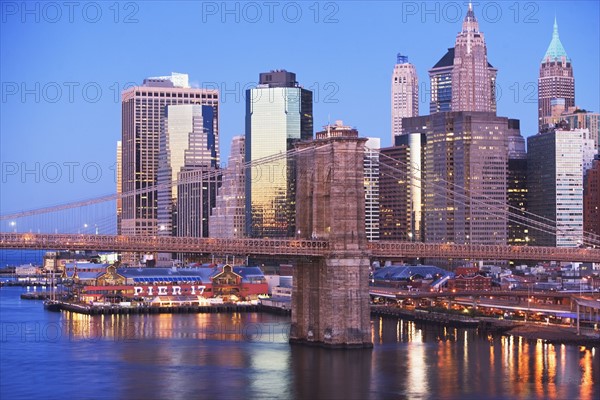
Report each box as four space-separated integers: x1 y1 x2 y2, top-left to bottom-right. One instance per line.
1 287 598 400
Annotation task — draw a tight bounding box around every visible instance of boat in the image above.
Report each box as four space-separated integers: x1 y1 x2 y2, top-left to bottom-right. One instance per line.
43 299 62 312
43 271 62 312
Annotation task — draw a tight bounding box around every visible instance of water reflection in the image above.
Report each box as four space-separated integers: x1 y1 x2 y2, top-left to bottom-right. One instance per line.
368 316 597 400
1 288 598 400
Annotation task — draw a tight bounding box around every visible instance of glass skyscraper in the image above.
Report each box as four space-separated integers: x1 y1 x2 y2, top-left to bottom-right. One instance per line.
157 104 218 237
120 73 219 237
245 70 313 238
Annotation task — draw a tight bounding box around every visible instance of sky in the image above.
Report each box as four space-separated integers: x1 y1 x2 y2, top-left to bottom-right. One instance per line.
1 0 599 221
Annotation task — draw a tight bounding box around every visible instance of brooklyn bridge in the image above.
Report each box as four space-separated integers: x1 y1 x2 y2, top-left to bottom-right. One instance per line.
2 137 600 348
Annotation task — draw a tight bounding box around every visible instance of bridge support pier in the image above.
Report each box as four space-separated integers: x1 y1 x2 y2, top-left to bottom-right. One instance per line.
291 137 373 348
291 255 372 348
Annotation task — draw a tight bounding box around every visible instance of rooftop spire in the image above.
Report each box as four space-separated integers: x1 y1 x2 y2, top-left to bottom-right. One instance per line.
462 2 478 32
542 17 570 63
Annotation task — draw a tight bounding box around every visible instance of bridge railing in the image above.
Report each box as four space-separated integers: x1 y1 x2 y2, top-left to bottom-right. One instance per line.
0 233 329 257
368 241 600 263
2 233 600 262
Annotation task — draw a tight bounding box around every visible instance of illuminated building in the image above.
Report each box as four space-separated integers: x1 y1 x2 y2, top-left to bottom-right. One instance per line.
210 136 246 238
538 18 575 131
121 73 219 236
391 54 419 142
245 70 313 237
429 4 497 114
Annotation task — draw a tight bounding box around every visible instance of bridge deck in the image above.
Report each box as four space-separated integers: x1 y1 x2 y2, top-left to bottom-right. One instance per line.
1 233 600 262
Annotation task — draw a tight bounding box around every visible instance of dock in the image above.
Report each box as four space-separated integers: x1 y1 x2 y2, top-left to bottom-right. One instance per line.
37 300 265 315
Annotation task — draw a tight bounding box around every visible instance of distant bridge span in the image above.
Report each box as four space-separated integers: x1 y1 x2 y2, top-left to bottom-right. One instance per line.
1 233 599 263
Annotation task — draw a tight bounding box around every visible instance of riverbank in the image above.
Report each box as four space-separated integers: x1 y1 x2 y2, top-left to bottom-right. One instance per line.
371 305 599 346
16 291 600 346
507 323 600 346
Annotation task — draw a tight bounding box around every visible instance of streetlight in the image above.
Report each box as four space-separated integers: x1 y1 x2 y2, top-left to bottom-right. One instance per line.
580 277 588 297
10 221 16 233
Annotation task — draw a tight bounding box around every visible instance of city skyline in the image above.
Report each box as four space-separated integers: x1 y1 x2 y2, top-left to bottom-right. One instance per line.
1 1 599 216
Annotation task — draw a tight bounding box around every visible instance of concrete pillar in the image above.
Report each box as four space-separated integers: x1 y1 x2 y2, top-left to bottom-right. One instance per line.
290 137 372 348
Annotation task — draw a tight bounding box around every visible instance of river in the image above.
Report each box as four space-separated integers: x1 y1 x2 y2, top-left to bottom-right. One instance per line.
0 286 597 399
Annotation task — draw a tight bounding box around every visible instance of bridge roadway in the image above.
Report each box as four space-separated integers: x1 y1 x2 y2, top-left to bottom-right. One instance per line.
1 233 600 262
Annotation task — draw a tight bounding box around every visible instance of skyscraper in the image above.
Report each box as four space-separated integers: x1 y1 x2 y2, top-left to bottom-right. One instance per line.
403 112 512 245
116 140 122 235
538 18 575 131
391 54 419 142
379 133 425 241
561 107 599 150
210 136 246 238
429 5 496 114
450 3 497 112
157 104 218 237
364 138 381 241
120 73 219 236
507 123 529 245
527 126 589 247
429 48 455 114
584 156 600 243
245 70 313 238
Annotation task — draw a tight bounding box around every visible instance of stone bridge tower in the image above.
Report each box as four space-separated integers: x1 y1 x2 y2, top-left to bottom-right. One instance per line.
291 137 373 348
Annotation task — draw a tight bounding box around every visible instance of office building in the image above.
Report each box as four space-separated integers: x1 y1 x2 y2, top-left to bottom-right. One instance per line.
561 108 599 150
538 18 575 131
364 137 380 241
402 112 513 245
116 141 122 235
245 70 313 238
507 126 529 245
120 72 219 236
584 156 600 242
451 3 497 112
391 54 419 142
157 104 218 237
527 126 590 247
379 133 425 241
429 5 497 114
210 136 246 238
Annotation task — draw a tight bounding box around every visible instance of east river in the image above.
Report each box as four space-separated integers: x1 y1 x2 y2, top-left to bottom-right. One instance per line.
0 286 598 399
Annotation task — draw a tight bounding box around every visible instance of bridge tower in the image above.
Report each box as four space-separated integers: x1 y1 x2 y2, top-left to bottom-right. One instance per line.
291 137 373 348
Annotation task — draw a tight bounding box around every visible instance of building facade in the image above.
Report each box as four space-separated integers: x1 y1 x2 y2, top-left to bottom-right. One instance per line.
402 112 512 245
507 124 529 245
120 73 219 236
245 70 313 238
429 5 496 114
527 128 587 247
538 19 575 131
379 133 425 241
176 168 221 238
561 108 599 151
116 141 122 235
391 54 419 142
157 104 219 237
210 136 246 238
584 156 600 243
450 4 497 113
364 137 380 241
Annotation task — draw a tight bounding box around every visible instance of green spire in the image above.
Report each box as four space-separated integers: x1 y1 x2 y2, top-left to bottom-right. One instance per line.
542 17 570 63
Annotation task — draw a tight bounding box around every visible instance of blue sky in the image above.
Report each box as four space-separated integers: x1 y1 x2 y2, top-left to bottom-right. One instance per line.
1 0 599 220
